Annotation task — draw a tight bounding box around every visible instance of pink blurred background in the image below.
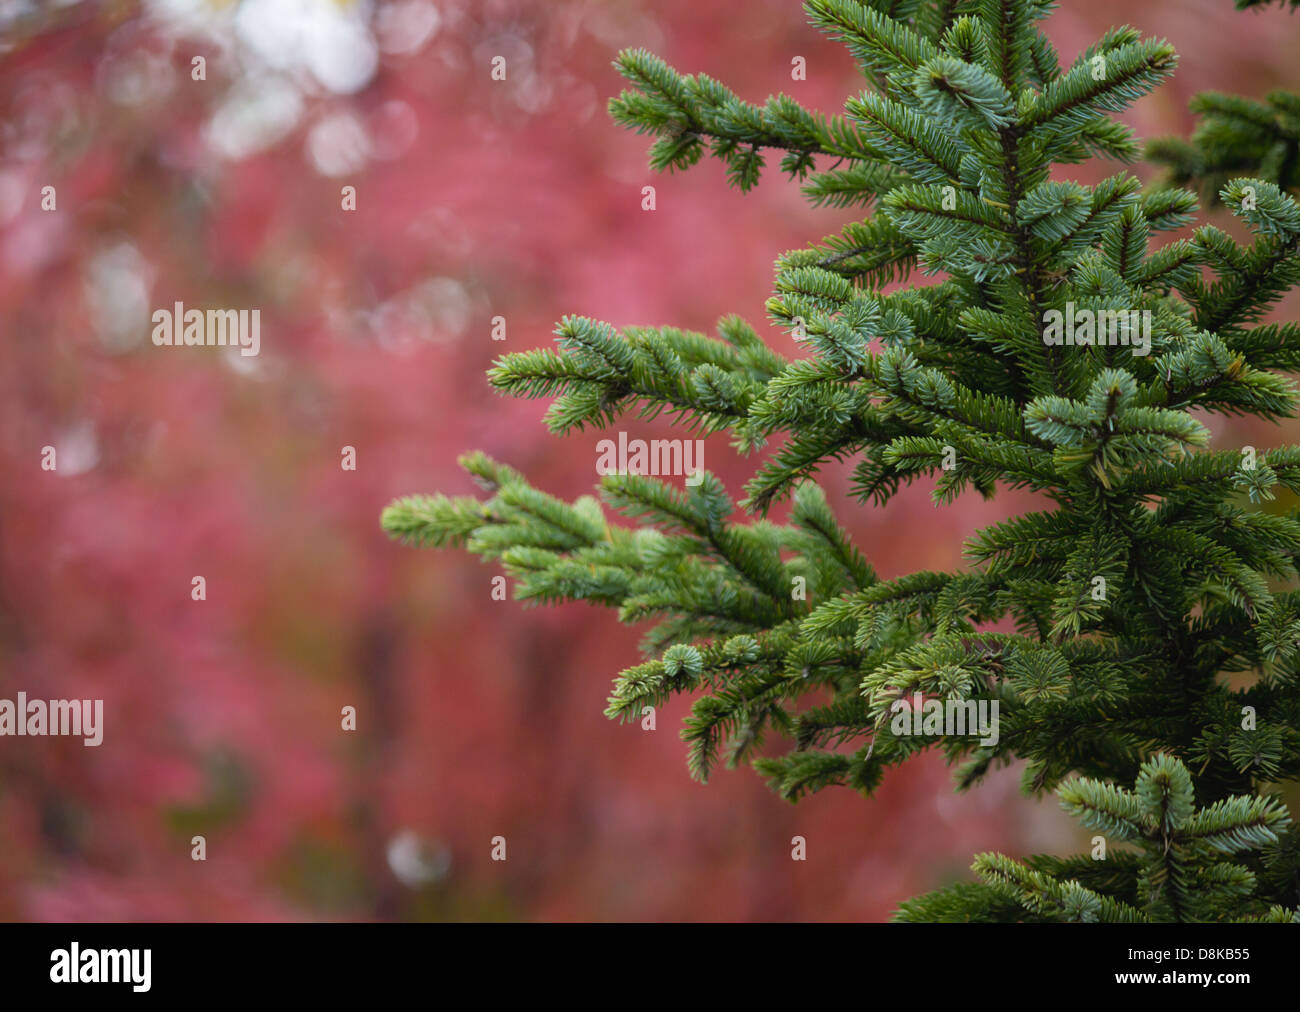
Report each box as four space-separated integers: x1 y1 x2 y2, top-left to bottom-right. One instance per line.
1 0 1298 921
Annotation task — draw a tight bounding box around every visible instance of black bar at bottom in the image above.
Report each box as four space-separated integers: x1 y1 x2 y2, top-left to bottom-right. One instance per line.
0 922 1288 998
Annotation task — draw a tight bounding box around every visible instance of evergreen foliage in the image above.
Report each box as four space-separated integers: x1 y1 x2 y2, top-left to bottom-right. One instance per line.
383 0 1300 921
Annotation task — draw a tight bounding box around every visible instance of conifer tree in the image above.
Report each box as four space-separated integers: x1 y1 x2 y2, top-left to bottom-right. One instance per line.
383 0 1300 921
